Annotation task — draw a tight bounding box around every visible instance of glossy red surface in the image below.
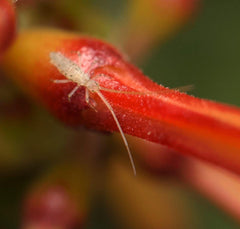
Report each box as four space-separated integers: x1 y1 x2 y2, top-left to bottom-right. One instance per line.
3 29 240 175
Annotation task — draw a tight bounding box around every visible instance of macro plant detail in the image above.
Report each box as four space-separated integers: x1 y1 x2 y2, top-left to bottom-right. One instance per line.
1 0 240 228
49 50 136 175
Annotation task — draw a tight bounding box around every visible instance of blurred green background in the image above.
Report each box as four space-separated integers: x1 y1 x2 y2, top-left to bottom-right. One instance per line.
1 0 240 228
145 0 240 106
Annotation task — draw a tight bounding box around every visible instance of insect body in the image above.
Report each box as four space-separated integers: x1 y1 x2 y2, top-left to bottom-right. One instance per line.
50 51 136 175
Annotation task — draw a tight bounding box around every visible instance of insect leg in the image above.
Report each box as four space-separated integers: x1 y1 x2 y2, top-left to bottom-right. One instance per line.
53 79 71 84
96 90 136 175
68 85 79 101
85 88 90 104
85 89 97 112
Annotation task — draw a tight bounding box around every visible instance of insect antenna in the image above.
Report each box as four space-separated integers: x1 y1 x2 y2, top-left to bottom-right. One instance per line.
95 90 137 176
99 84 194 95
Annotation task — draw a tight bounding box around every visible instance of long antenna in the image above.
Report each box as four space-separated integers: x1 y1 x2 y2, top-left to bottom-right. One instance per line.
99 84 194 95
96 90 136 176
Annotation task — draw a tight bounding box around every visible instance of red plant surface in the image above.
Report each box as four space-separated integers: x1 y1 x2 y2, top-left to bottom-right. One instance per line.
0 0 16 56
3 28 240 177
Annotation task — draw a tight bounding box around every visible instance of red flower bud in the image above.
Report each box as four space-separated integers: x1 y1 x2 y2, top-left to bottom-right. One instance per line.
3 29 240 175
22 162 91 229
23 186 81 229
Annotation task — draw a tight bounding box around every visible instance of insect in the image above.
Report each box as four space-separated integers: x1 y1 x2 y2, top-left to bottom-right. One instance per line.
49 51 137 175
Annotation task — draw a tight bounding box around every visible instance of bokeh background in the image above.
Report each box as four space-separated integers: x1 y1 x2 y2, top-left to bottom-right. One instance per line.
1 0 240 228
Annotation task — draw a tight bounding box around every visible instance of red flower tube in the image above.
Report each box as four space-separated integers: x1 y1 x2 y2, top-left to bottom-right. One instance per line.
181 159 240 222
2 28 240 175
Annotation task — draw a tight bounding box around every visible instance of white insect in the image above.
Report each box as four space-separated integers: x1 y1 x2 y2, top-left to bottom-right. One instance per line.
49 51 136 175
